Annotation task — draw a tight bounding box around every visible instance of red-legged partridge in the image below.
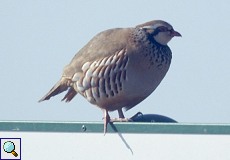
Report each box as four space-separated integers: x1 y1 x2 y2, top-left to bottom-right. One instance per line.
39 20 181 134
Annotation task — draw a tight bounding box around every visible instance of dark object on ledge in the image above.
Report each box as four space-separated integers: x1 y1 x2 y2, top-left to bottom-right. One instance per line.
130 112 177 123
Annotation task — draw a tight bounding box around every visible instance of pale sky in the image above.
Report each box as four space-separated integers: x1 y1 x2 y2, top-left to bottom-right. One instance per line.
1 0 230 123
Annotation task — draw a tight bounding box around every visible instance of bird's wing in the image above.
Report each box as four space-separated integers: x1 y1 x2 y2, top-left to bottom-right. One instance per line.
69 48 129 106
62 28 132 78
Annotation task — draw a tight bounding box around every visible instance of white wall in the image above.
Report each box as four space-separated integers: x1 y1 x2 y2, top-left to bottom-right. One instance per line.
1 132 230 160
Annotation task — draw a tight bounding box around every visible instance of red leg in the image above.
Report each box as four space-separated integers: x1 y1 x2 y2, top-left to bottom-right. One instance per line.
103 109 110 135
118 108 125 118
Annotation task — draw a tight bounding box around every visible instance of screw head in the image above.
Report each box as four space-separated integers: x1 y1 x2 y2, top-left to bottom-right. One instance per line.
81 125 87 132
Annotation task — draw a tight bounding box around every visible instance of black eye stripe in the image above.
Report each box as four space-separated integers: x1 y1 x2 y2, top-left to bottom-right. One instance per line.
152 26 173 36
157 26 170 32
153 27 166 35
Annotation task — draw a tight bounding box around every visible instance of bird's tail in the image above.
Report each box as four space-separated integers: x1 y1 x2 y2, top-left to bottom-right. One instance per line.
38 78 70 102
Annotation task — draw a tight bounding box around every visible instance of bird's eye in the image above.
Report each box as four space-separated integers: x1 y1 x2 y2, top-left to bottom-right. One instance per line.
169 29 174 34
152 26 168 36
157 26 168 32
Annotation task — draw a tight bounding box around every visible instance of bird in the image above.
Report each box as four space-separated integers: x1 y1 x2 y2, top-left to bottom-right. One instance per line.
39 20 181 134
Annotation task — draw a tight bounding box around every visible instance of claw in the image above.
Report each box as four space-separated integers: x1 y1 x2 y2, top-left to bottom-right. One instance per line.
110 109 134 122
110 117 132 122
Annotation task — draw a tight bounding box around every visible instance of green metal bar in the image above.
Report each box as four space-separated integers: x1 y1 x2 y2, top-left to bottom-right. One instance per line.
0 121 230 134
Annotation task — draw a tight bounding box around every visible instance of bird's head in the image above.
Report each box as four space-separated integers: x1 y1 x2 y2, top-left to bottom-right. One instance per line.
137 20 181 45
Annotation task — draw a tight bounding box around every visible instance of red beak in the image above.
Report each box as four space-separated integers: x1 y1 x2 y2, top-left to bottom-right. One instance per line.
171 30 182 37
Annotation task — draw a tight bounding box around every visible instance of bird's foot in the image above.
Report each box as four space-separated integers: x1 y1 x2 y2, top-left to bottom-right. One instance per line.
110 118 133 122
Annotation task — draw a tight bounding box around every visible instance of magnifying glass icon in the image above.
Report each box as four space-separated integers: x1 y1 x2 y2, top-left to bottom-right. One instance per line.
3 141 18 157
